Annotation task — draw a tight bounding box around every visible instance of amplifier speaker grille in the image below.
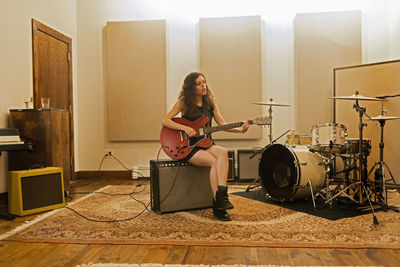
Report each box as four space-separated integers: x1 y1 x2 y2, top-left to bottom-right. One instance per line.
150 160 213 213
237 149 262 181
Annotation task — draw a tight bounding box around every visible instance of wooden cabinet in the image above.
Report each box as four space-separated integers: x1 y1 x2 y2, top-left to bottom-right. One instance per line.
8 109 72 190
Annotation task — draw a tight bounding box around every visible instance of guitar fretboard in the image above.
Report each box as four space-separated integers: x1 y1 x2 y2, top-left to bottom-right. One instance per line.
203 120 253 135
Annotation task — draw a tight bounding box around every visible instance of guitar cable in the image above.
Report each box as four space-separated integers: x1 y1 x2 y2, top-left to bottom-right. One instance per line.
154 145 182 208
64 151 153 222
65 146 182 222
65 183 151 223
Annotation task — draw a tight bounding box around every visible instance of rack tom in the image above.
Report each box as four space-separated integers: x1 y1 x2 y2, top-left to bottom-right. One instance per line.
311 123 347 154
286 135 312 146
345 138 371 155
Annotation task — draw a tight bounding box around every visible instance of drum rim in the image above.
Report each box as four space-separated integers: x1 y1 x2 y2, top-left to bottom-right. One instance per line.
311 122 347 129
259 143 301 201
286 134 312 138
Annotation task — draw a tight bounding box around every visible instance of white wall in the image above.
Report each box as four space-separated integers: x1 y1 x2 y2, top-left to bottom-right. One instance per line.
1 0 399 192
76 0 400 173
0 0 77 193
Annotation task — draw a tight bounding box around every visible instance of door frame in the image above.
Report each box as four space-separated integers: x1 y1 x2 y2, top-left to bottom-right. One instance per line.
31 18 75 181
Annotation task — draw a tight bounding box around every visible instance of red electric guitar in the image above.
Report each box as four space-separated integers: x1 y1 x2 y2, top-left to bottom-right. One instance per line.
160 116 271 160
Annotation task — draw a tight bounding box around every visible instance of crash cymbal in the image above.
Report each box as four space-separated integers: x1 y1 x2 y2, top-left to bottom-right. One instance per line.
252 98 290 107
329 91 383 101
368 114 400 121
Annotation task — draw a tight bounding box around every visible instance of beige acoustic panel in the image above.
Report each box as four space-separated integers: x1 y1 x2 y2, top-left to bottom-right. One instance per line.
294 11 362 135
335 60 400 183
199 16 262 140
105 20 166 141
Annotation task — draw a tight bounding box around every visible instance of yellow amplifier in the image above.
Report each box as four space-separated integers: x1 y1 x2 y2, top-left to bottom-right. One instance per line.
8 167 65 216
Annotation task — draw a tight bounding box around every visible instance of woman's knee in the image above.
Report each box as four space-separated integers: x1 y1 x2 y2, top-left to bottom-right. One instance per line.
189 150 217 167
213 146 228 160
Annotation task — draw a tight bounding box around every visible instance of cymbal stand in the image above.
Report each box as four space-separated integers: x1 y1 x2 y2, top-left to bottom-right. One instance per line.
353 100 369 201
245 104 288 192
367 112 399 212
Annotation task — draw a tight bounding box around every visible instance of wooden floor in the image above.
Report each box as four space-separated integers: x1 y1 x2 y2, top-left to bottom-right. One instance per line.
1 176 399 267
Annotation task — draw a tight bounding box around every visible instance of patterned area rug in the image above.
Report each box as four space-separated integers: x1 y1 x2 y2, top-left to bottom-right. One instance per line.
2 182 400 248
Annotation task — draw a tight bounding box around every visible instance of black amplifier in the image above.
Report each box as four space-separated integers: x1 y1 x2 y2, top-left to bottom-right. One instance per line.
150 159 213 213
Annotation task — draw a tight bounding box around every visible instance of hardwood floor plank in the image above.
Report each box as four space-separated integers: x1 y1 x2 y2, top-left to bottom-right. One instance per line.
375 249 400 267
141 244 173 264
244 247 258 265
127 244 166 264
256 247 287 265
70 244 105 266
106 245 148 264
317 248 350 266
37 244 91 267
1 176 399 266
0 241 46 266
181 245 207 264
288 247 323 265
202 246 243 265
163 245 188 264
2 243 58 267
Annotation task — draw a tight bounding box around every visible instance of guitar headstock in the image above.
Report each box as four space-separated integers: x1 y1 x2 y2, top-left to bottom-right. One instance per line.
251 116 271 126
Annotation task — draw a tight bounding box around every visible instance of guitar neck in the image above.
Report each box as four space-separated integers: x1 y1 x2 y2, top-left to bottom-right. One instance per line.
203 120 253 135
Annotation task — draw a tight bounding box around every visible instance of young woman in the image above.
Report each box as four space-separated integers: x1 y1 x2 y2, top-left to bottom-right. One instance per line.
162 72 249 221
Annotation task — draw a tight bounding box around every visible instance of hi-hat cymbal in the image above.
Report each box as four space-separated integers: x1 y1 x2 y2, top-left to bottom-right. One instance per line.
329 91 383 101
368 114 400 121
252 98 290 107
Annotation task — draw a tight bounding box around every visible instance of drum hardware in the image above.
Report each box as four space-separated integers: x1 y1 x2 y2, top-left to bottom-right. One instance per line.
328 91 385 224
246 99 291 192
329 91 382 199
307 179 317 211
252 98 291 145
366 108 400 212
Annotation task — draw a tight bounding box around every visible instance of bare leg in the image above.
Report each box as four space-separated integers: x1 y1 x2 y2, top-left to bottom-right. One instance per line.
206 145 229 186
189 146 232 221
188 149 218 198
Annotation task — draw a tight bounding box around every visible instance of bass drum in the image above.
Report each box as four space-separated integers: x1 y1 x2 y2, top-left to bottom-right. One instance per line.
259 144 326 201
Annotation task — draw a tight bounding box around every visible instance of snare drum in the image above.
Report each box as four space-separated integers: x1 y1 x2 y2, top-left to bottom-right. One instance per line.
259 144 325 201
311 123 347 154
345 138 371 155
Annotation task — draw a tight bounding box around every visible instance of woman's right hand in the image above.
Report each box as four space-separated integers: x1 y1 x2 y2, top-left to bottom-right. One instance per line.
183 126 197 137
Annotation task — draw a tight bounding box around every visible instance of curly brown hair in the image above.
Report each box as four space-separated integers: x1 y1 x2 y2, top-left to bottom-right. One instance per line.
179 72 215 115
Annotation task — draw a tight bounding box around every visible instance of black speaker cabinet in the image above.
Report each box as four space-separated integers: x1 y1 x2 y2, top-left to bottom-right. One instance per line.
237 149 262 181
150 160 213 214
227 150 235 182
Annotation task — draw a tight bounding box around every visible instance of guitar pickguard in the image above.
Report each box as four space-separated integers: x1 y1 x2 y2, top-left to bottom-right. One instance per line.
188 135 207 147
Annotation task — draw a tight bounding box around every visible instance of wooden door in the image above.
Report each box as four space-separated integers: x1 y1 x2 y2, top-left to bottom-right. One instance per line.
31 19 74 186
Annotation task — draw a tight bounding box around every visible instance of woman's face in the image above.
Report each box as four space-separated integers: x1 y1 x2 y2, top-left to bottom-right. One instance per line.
194 75 207 96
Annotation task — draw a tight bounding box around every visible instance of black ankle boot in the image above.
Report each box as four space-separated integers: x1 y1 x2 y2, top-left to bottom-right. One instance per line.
215 185 234 210
213 200 231 221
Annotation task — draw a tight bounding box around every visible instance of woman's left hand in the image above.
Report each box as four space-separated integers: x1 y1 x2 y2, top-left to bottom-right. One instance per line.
241 121 249 133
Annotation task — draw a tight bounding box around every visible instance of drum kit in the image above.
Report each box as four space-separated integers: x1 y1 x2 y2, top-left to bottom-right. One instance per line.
251 91 400 224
